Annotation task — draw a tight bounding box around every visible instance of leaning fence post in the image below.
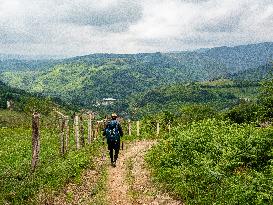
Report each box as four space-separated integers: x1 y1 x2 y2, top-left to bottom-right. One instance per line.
31 112 40 172
59 118 66 155
128 120 132 136
88 113 92 144
136 121 140 136
156 122 160 136
74 115 80 150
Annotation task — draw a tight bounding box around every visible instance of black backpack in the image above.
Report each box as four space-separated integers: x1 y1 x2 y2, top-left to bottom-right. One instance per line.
105 120 120 142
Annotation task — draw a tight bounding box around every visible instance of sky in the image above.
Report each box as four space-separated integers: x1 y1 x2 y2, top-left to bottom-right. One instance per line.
0 0 272 57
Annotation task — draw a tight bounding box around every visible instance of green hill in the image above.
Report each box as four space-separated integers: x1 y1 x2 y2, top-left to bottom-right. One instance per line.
228 63 273 82
126 81 261 116
0 80 73 117
0 53 228 107
200 42 273 73
0 42 272 110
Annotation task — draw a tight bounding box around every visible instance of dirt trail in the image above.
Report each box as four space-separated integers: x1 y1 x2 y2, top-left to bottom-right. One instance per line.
107 140 182 205
42 140 182 205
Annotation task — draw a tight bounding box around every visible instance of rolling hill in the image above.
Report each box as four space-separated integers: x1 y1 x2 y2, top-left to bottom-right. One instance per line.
228 63 273 82
0 42 272 110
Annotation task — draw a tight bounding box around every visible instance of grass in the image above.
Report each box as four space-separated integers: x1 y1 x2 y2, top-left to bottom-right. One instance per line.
0 110 31 128
0 110 104 204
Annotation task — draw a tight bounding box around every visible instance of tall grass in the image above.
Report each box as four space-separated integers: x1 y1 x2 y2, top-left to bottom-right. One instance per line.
146 119 273 204
0 110 103 204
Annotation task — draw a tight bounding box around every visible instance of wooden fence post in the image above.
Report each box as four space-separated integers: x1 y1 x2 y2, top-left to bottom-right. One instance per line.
128 120 132 136
31 112 40 172
168 121 171 133
156 122 160 136
59 118 65 155
74 115 80 149
88 113 92 144
136 121 140 136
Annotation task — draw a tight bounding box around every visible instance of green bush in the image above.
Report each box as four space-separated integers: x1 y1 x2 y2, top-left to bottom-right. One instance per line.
225 102 259 124
146 119 273 204
178 104 217 125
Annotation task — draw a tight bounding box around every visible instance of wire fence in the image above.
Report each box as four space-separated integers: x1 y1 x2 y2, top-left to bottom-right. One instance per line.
30 110 171 172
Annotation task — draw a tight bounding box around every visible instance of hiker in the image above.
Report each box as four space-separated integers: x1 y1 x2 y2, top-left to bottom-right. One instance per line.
103 113 123 167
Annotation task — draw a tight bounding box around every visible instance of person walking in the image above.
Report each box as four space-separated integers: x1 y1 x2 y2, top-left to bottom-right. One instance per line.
103 113 123 167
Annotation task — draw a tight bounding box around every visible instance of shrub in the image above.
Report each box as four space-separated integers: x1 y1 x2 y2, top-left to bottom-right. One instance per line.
146 119 273 204
225 102 259 124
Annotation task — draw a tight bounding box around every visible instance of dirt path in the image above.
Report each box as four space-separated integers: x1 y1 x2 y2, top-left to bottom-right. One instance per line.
107 140 182 205
40 140 182 205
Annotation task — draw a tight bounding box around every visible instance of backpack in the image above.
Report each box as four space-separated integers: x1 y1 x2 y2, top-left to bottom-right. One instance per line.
105 120 120 142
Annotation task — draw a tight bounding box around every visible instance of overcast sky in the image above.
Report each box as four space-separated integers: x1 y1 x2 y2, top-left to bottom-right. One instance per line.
0 0 272 57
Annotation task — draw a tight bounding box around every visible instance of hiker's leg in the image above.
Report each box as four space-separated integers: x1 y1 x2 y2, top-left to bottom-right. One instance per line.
108 142 114 162
114 141 120 162
109 148 114 162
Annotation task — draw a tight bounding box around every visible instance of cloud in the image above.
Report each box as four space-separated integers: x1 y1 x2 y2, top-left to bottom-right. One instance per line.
62 0 143 32
129 0 273 49
0 30 35 44
0 0 272 56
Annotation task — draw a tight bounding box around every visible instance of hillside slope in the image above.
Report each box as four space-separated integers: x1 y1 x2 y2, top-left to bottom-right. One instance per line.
0 53 228 106
228 63 273 82
0 42 272 108
200 42 273 73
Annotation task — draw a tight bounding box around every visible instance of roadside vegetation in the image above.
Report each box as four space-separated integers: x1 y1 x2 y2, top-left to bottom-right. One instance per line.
145 77 273 204
0 109 104 204
147 119 273 204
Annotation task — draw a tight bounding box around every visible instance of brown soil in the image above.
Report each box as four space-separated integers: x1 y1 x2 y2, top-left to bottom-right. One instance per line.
39 140 182 205
107 140 182 205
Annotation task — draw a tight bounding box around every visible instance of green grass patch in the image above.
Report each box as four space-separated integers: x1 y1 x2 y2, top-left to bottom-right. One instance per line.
146 119 273 204
0 123 104 204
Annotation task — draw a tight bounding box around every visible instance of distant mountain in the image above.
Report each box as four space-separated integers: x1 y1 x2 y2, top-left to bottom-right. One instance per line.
200 42 273 73
228 63 273 82
0 53 64 60
0 42 272 108
0 59 62 71
0 52 228 107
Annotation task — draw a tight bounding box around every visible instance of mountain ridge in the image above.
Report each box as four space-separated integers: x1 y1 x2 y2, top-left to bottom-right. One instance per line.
0 42 272 110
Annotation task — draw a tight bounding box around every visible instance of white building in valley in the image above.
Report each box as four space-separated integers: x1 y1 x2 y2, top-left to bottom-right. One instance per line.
95 98 117 106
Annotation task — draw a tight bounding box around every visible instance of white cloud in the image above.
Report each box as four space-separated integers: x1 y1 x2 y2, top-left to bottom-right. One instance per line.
0 0 272 56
